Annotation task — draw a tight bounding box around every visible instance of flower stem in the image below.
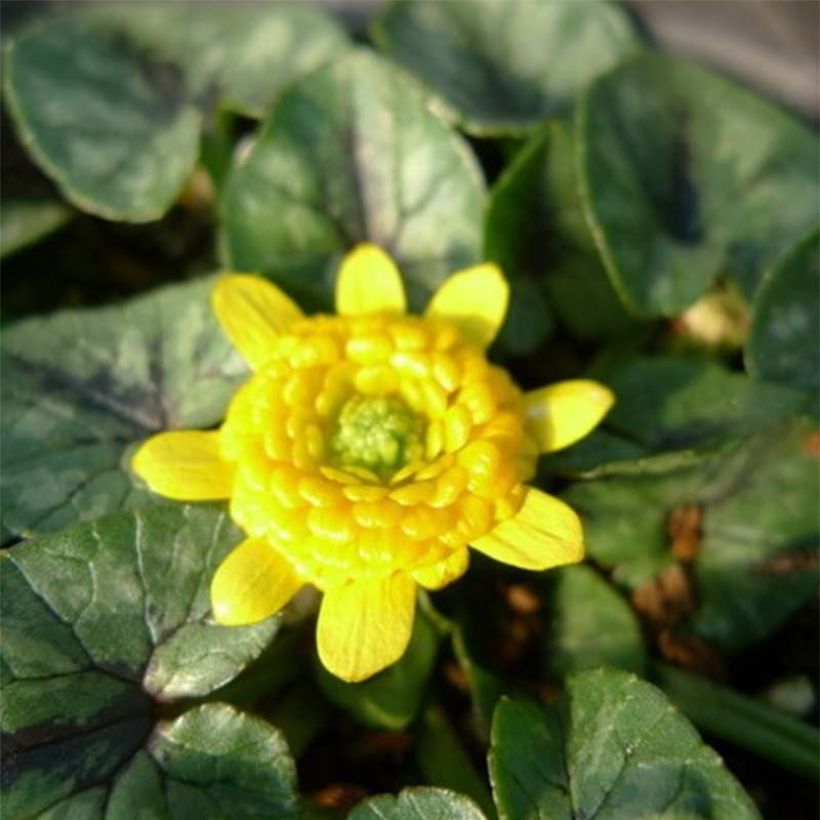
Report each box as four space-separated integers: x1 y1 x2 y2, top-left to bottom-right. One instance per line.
655 663 819 781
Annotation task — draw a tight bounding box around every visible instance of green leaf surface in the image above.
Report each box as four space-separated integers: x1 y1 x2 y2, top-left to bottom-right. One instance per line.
87 3 351 119
315 605 439 730
0 199 73 258
484 124 634 352
565 421 819 649
578 52 820 316
416 704 497 820
4 18 202 222
220 49 486 309
746 229 820 406
372 0 638 136
350 787 487 820
545 565 646 676
1 276 245 540
490 671 760 820
547 356 805 478
1 505 284 817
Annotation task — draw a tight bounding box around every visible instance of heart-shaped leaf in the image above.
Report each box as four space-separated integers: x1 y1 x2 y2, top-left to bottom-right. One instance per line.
577 52 820 316
1 276 245 541
4 18 202 222
484 124 635 353
564 421 819 650
746 229 820 406
1 505 286 817
490 670 760 820
545 565 646 676
5 7 350 221
350 787 486 820
372 0 638 136
86 4 350 119
220 49 486 310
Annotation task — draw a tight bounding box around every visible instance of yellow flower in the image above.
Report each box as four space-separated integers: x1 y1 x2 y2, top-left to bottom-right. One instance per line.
132 245 613 681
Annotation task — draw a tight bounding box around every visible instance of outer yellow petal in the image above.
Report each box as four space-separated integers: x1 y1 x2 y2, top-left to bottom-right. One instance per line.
335 244 407 316
412 548 469 590
471 487 584 570
525 380 614 453
426 263 508 348
132 431 232 500
317 573 416 682
211 538 302 626
212 274 302 369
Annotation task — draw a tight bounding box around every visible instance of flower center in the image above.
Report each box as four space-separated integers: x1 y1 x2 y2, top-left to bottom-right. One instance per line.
330 394 424 478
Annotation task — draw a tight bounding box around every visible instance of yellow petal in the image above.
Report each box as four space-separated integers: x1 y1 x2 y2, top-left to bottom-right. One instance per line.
212 274 302 369
412 548 469 590
335 244 407 316
426 263 508 348
132 431 232 500
211 538 302 626
471 487 584 570
525 380 614 453
317 573 416 682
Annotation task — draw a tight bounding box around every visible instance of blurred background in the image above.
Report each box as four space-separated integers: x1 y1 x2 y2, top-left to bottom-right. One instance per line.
2 0 818 120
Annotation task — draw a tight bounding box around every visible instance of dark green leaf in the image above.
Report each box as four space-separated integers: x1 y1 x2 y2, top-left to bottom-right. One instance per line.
599 357 805 452
4 18 202 222
577 52 820 315
1 276 245 540
690 422 820 651
315 605 439 730
545 565 646 676
746 229 820 405
220 49 486 309
416 704 497 819
547 356 805 477
0 199 73 258
87 4 351 119
490 671 760 820
372 0 638 136
350 787 487 820
564 421 819 649
485 125 636 348
1 505 284 817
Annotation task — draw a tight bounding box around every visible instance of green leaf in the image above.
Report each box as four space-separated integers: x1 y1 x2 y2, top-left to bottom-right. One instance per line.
1 276 245 540
0 199 73 258
315 605 439 730
416 704 497 819
599 357 805 451
490 671 760 820
547 356 805 478
577 52 820 316
690 422 820 651
657 664 820 783
545 565 646 676
1 505 286 817
564 421 819 649
484 124 635 352
372 0 638 136
220 49 486 309
87 4 351 119
4 18 202 222
350 787 487 820
746 229 820 405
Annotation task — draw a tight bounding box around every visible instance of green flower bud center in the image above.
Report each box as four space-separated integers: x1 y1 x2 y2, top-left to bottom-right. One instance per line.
331 395 424 477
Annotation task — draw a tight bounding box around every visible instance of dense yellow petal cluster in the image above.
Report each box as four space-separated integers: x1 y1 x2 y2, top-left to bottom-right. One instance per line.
132 245 614 681
219 310 538 590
